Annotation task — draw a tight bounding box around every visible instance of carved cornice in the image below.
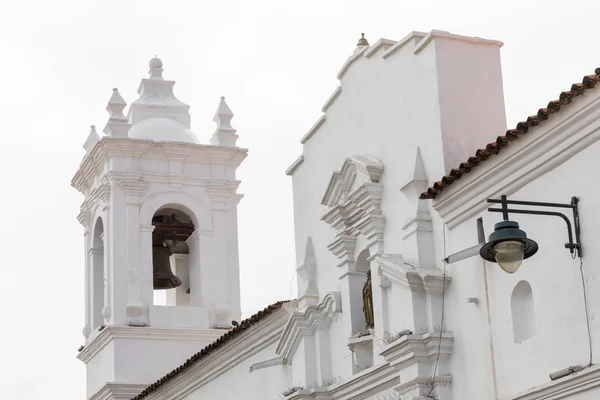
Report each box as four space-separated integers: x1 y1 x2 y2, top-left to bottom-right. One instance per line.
77 326 227 364
380 332 454 371
376 254 451 293
118 179 147 198
72 138 248 194
275 292 342 362
321 156 386 261
321 155 384 208
77 208 92 229
89 383 149 400
327 235 357 267
394 375 452 397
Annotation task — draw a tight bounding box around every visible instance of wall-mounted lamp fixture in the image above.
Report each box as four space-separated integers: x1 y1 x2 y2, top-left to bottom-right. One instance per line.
480 195 582 273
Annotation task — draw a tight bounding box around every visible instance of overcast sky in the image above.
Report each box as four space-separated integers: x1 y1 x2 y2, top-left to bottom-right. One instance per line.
1 0 599 398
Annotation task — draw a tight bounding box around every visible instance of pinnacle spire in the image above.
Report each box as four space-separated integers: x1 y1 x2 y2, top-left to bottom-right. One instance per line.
149 56 164 80
357 32 369 47
103 88 131 137
83 125 100 153
210 96 238 147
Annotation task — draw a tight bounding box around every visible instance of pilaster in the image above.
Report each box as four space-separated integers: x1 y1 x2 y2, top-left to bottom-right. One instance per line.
380 332 454 400
120 180 147 326
206 186 234 327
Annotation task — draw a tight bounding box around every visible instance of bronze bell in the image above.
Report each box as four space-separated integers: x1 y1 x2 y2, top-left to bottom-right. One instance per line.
152 246 182 290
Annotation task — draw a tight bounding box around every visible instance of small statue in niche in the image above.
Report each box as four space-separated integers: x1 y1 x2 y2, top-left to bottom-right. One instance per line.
362 269 374 329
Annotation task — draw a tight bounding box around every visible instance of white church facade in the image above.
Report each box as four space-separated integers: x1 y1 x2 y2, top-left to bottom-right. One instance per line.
73 30 600 400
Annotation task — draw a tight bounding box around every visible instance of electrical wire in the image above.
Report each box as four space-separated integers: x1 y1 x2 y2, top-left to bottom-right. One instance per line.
425 229 448 398
578 257 593 367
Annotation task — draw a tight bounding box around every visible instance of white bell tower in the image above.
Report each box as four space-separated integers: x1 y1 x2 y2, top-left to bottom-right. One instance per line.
72 57 246 400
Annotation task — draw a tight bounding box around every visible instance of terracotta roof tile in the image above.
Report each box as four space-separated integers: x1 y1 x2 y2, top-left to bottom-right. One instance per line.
131 301 288 400
420 69 600 199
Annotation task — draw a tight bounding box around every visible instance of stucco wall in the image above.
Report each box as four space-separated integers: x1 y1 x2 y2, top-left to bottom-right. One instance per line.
289 32 507 386
444 110 600 398
183 342 292 400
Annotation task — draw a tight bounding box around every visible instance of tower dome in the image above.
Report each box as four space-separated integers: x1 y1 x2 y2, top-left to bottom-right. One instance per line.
128 117 199 144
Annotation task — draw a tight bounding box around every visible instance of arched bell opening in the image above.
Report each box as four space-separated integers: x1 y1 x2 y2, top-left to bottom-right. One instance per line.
91 217 105 329
151 208 195 306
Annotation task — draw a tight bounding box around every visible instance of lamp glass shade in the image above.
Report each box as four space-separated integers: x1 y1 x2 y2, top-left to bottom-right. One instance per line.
494 240 525 274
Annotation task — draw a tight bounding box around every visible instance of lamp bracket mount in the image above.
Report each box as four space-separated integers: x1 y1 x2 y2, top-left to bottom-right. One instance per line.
487 195 582 258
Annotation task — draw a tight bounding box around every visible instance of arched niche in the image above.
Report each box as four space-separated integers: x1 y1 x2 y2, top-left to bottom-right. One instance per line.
511 280 536 343
356 249 371 273
91 217 105 329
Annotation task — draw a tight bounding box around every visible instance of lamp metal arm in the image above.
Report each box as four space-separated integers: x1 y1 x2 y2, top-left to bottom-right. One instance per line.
487 195 582 258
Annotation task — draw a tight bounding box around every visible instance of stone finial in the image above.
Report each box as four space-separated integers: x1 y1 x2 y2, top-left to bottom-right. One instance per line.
210 96 239 147
103 88 131 138
83 125 100 153
149 55 164 80
357 33 369 47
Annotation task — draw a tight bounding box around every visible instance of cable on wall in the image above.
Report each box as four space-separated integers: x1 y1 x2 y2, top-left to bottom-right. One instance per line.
425 227 448 399
578 257 593 367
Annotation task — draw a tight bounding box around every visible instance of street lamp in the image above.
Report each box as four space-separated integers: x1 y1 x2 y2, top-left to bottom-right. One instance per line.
480 195 582 273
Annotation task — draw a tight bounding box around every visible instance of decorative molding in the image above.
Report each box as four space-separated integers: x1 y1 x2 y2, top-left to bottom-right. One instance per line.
206 186 236 209
327 235 357 267
321 86 342 113
300 115 327 145
512 365 600 400
376 254 451 293
394 375 452 398
382 31 427 59
82 324 91 339
276 292 342 362
321 155 384 208
89 382 149 400
364 38 396 58
118 179 146 197
101 305 112 321
414 29 503 55
380 332 454 371
249 356 285 373
71 138 248 194
328 363 399 400
77 208 92 229
286 155 305 176
77 325 226 363
285 364 400 399
431 91 600 229
337 45 369 80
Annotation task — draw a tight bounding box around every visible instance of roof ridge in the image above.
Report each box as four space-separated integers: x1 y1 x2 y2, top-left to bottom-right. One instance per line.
420 68 600 199
131 300 290 400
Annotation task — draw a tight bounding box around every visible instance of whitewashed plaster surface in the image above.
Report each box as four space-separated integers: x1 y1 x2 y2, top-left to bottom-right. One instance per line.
74 58 248 400
182 342 292 400
438 88 600 399
287 29 506 390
